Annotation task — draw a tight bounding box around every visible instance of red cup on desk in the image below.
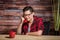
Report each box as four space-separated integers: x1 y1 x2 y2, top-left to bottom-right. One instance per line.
9 30 16 38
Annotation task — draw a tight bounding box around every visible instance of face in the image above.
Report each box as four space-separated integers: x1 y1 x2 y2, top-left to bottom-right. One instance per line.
23 10 34 21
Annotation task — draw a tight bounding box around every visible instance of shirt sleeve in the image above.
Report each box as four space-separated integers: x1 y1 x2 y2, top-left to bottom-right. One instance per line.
38 18 44 31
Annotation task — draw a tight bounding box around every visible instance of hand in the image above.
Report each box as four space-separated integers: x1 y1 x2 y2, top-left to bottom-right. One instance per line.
21 17 28 23
20 17 25 23
26 33 29 35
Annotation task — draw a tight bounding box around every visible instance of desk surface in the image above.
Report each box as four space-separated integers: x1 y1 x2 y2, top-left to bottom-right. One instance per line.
0 35 60 40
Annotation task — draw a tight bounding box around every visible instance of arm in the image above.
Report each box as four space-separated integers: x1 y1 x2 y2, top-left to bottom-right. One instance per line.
26 30 43 36
17 22 23 34
26 18 44 36
17 17 24 34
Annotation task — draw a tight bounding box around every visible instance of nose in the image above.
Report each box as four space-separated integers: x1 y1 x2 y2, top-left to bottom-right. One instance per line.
25 16 29 19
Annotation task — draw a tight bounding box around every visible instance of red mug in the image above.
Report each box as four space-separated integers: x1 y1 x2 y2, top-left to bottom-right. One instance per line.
9 30 16 38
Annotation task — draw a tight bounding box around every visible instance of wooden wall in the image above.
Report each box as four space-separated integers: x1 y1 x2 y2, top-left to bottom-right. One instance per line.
0 0 53 34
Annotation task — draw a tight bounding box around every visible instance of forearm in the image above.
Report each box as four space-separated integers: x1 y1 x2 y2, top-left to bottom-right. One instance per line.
26 30 43 36
17 21 23 34
26 32 39 36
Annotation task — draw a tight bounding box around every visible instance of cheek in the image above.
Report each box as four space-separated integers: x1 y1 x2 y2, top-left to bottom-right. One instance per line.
27 17 31 21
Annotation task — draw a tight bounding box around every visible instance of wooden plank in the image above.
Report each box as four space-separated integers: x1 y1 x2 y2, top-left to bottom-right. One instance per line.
5 4 52 9
0 26 17 29
9 5 52 9
0 22 20 26
4 0 52 5
0 26 17 33
0 12 22 16
0 16 20 20
0 20 20 22
0 26 7 31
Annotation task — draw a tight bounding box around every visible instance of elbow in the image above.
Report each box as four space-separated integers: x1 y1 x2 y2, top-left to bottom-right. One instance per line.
37 33 42 36
37 30 43 36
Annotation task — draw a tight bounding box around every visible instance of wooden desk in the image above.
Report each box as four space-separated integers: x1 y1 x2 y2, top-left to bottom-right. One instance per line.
0 35 60 40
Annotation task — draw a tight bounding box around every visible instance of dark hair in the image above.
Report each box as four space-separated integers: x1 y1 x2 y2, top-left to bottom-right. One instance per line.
23 6 34 12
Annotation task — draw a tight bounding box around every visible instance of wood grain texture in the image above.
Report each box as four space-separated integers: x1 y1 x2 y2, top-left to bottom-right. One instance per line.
0 35 60 40
0 0 53 34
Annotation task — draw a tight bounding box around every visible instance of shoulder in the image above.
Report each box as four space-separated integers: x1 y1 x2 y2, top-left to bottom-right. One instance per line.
34 16 43 21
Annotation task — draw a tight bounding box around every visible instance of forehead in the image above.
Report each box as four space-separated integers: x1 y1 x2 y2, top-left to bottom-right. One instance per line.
24 10 32 14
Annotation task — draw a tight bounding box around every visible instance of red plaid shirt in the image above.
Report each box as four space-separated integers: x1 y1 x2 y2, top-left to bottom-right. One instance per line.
21 16 44 35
